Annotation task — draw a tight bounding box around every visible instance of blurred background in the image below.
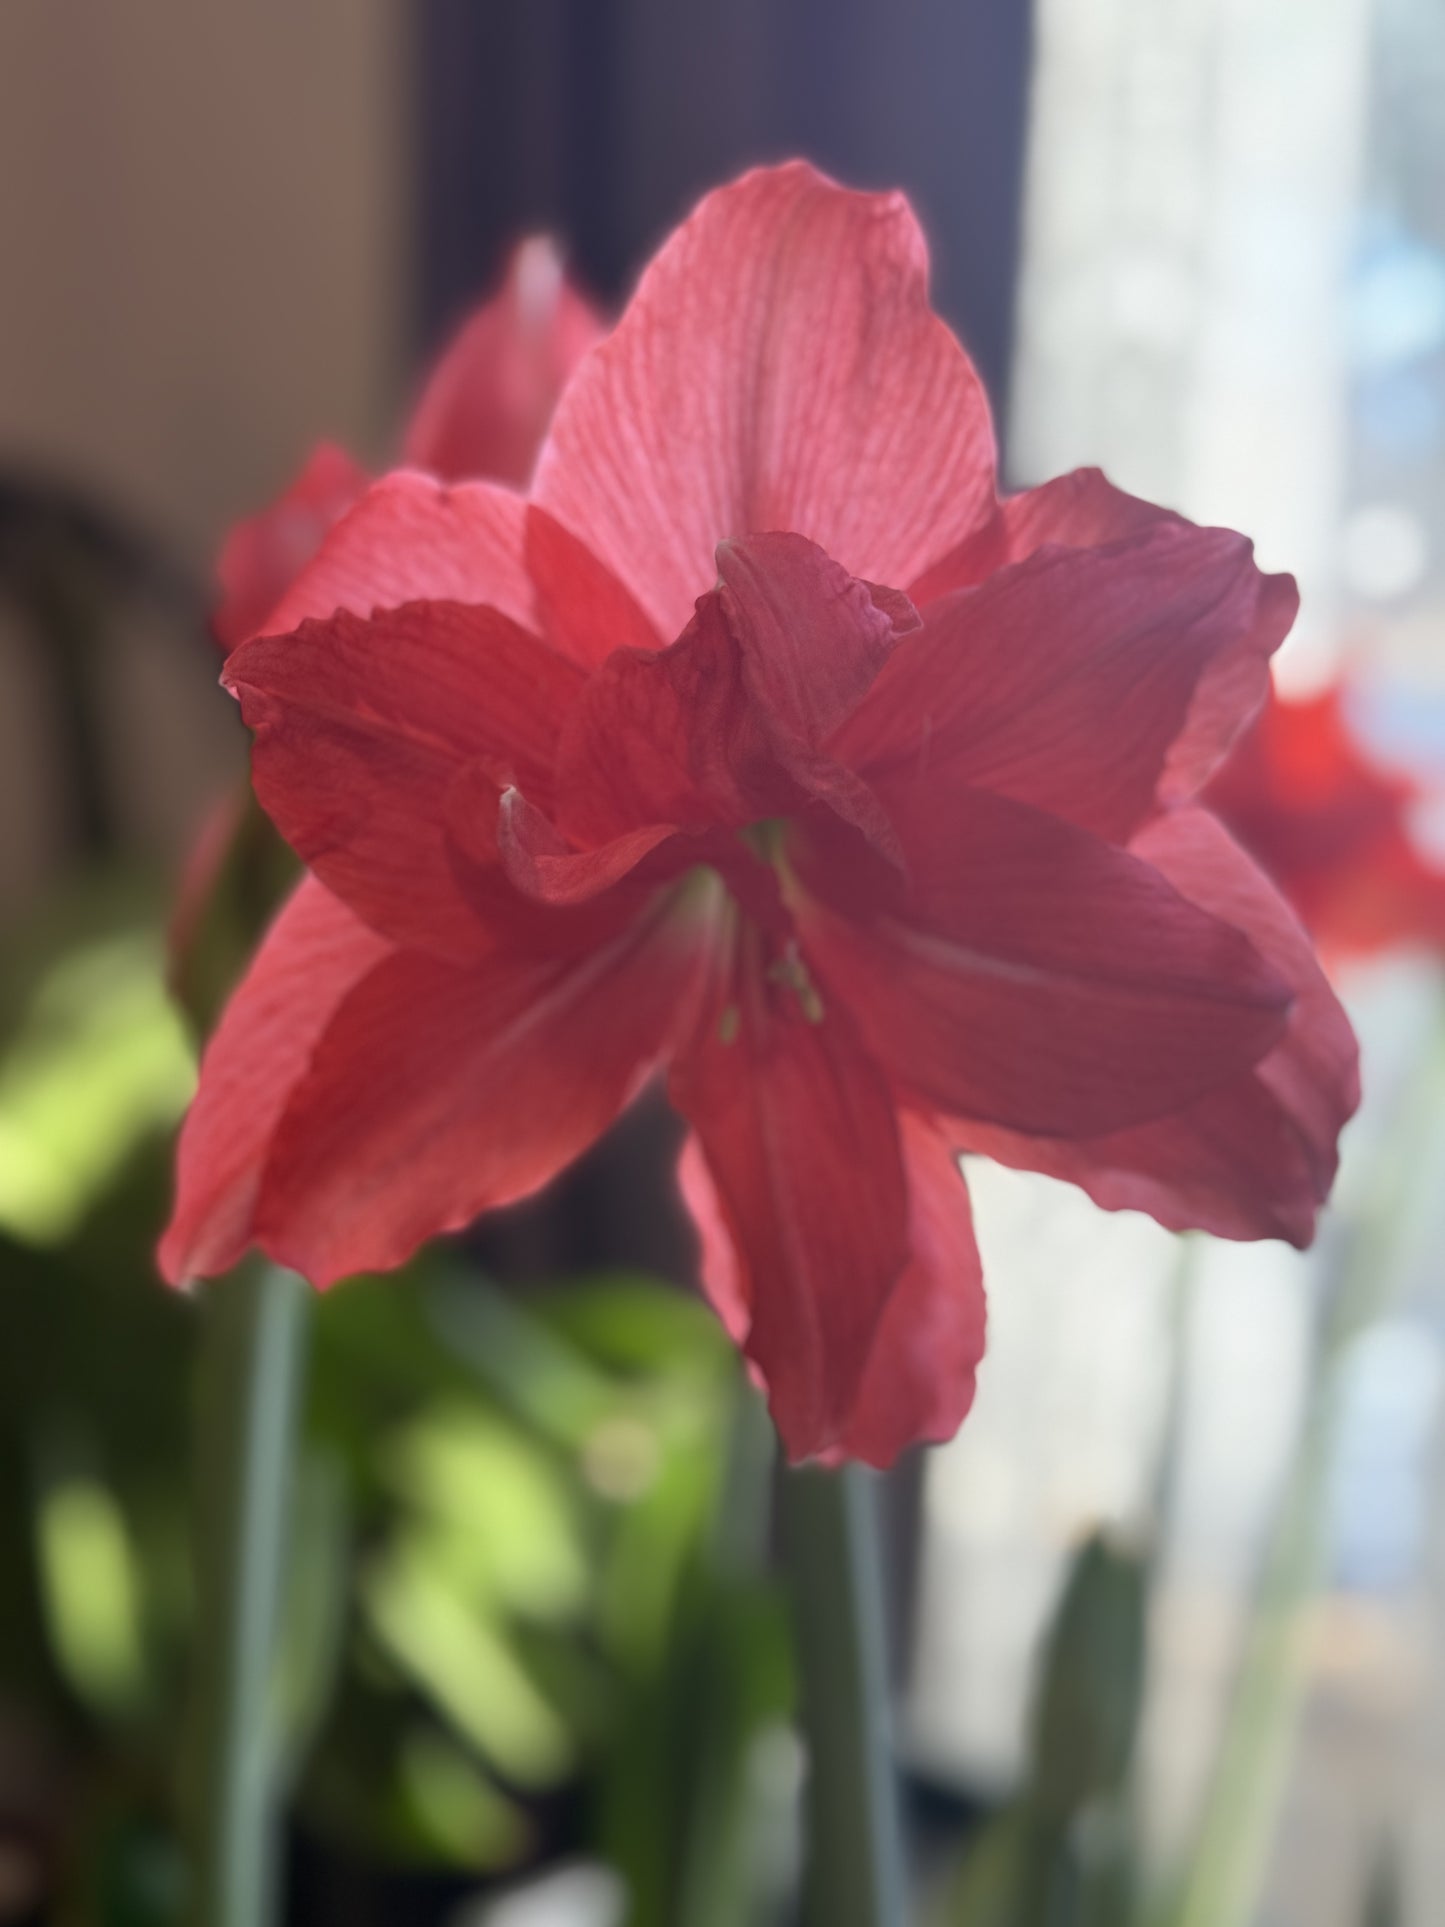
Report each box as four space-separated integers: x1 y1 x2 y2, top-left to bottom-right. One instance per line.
1 3 1444 1923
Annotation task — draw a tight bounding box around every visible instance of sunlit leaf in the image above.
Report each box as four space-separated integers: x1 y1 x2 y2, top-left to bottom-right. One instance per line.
0 930 191 1243
397 1726 532 1870
1029 1530 1147 1823
362 1539 577 1789
36 1471 149 1716
380 1406 589 1622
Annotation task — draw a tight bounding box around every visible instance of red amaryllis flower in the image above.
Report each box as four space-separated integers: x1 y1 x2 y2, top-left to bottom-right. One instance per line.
161 163 1359 1465
1205 682 1445 962
211 237 603 652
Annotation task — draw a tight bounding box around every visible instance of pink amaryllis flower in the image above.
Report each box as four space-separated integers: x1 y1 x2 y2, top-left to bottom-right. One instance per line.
211 237 603 652
161 163 1359 1465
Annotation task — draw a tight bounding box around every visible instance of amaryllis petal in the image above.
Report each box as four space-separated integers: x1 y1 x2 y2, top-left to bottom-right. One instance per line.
251 890 718 1286
681 1113 987 1468
442 762 687 959
555 536 904 863
826 1113 986 1467
676 1132 750 1348
837 523 1297 845
793 788 1292 1138
403 236 606 487
555 594 787 847
1163 573 1300 806
259 471 536 642
525 505 663 664
669 982 909 1462
908 465 1175 603
1137 808 1360 1223
714 532 918 746
956 810 1360 1246
494 787 680 906
159 878 389 1284
224 600 585 957
712 533 911 861
213 442 368 653
910 466 1299 812
533 161 996 639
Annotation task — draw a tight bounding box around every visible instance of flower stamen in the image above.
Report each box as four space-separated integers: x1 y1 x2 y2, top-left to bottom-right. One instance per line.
767 938 825 1024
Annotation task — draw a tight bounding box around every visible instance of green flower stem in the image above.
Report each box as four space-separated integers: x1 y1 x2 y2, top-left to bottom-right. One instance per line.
782 1461 909 1927
186 1265 310 1927
1169 999 1445 1927
1167 1347 1338 1927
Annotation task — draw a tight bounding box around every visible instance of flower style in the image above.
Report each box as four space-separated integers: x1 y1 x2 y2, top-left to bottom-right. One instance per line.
161 163 1360 1465
211 237 604 652
1205 683 1445 962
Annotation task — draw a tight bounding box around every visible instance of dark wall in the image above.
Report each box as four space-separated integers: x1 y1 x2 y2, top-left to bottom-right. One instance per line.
416 0 1035 435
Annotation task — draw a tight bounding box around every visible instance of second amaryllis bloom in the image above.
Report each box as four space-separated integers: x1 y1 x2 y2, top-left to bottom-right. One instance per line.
211 236 604 652
1205 682 1445 964
161 162 1359 1465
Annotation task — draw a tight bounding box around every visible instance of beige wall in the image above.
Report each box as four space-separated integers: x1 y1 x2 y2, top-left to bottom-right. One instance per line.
0 2 406 900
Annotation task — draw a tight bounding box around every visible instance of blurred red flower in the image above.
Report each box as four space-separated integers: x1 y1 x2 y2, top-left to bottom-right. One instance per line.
1205 683 1445 962
211 237 604 651
162 163 1359 1464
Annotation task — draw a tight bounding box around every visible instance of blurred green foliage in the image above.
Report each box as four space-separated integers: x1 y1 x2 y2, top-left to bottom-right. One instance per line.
0 854 1418 1927
0 872 795 1925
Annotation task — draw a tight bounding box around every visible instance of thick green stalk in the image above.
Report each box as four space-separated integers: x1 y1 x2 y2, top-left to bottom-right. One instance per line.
783 1462 909 1927
1166 1368 1336 1927
1167 1000 1445 1927
186 1265 310 1927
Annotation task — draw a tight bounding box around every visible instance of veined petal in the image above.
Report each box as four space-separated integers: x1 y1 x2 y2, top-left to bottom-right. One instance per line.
214 442 369 653
714 532 917 745
955 809 1360 1246
495 786 681 905
224 600 586 958
683 1111 987 1468
555 536 904 864
554 594 788 846
525 505 663 664
793 788 1292 1138
825 1113 986 1466
159 877 390 1284
676 1131 750 1347
444 762 695 958
403 236 605 487
252 888 719 1286
908 465 1175 603
837 521 1297 845
260 470 537 642
713 532 911 860
534 160 996 639
669 970 909 1463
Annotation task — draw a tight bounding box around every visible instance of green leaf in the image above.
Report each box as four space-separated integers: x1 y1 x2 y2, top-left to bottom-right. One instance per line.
1029 1531 1147 1824
35 1470 149 1717
0 929 192 1245
1362 1836 1403 1927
